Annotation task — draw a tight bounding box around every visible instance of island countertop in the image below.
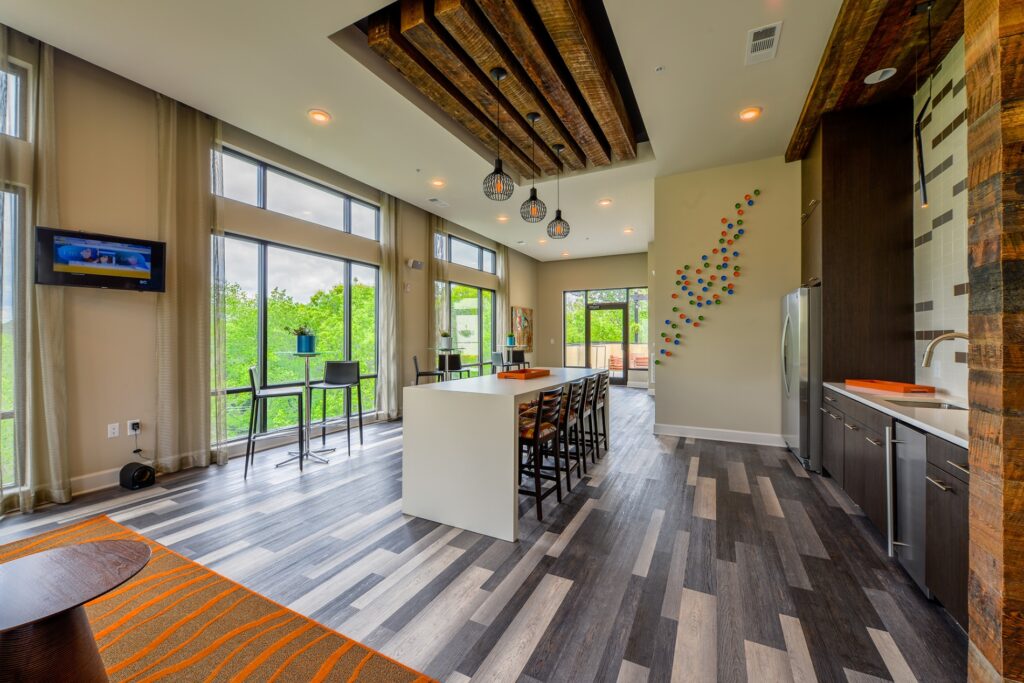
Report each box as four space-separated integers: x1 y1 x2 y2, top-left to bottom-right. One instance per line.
405 367 602 396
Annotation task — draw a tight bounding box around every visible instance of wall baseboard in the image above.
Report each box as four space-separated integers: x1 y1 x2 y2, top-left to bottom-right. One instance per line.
647 387 655 396
626 380 648 389
653 423 786 447
71 466 124 495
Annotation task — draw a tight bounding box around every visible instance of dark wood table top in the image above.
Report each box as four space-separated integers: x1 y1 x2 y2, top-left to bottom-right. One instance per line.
0 540 151 631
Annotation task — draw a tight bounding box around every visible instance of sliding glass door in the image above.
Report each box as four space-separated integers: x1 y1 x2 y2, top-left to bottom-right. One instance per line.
216 234 378 443
443 282 494 376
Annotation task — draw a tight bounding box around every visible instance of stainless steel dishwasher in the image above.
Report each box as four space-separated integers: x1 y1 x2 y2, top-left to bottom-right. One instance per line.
887 422 928 593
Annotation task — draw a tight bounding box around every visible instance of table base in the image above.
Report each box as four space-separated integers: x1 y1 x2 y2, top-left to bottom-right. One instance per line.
0 605 108 683
276 447 335 468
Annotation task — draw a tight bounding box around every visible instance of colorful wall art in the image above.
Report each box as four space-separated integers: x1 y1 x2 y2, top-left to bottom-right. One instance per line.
512 306 534 352
656 189 761 365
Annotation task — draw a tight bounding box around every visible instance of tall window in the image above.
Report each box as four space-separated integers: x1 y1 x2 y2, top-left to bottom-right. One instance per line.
216 234 378 442
563 288 649 370
213 149 380 241
0 65 26 139
440 282 494 376
0 192 17 487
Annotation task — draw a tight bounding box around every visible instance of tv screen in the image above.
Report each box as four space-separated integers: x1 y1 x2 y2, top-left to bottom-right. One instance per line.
35 227 166 292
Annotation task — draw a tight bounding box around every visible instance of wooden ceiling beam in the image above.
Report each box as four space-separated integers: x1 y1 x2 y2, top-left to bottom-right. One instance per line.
400 0 562 177
474 0 612 166
531 0 636 161
785 0 889 162
367 7 539 178
434 0 587 170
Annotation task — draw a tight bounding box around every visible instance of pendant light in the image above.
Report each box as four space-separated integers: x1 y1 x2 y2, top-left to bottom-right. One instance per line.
520 112 547 222
482 67 514 201
547 144 570 239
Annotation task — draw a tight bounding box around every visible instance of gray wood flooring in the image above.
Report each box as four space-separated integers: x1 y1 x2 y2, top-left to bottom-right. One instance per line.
0 388 967 682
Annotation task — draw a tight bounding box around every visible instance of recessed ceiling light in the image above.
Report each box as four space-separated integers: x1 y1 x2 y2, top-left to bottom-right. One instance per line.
739 107 763 122
538 239 547 245
561 251 570 257
307 109 332 124
864 67 897 85
496 215 509 223
597 198 613 207
430 178 446 188
624 226 634 234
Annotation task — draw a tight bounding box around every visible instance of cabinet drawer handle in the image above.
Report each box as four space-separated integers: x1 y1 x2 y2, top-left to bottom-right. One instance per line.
844 423 858 431
830 413 842 421
946 460 970 476
926 475 951 492
865 437 882 447
824 396 836 403
819 407 829 415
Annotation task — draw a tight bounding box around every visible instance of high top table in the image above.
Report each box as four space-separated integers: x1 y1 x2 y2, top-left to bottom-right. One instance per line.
402 367 607 541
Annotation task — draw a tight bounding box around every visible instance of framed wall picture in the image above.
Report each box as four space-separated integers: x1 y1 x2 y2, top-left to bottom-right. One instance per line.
512 306 533 352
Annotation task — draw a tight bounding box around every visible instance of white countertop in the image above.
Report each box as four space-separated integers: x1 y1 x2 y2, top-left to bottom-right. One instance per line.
824 382 968 448
406 367 602 396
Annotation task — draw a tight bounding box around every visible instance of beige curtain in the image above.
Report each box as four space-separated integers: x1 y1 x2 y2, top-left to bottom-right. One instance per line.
495 244 510 347
0 33 70 513
210 131 227 455
377 193 400 419
155 96 222 472
427 213 449 351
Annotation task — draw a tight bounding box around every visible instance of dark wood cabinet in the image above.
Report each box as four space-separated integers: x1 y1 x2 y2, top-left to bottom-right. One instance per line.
822 407 845 487
802 101 915 383
842 415 867 512
925 462 969 628
842 414 887 533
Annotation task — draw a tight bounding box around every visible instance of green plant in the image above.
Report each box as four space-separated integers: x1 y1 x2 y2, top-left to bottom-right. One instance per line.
439 330 451 338
285 324 314 336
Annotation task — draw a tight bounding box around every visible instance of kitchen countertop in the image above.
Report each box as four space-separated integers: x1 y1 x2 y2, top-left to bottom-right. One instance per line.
824 382 968 448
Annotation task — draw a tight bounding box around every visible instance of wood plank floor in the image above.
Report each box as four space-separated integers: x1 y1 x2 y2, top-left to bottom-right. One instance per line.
0 388 967 682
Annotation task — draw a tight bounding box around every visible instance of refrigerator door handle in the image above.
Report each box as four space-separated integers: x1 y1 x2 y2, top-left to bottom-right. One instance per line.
781 313 791 397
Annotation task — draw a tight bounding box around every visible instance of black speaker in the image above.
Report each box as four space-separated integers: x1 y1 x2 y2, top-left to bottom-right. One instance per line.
120 462 156 490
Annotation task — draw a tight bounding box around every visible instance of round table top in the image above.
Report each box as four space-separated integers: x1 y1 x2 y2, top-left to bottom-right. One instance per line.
0 540 151 631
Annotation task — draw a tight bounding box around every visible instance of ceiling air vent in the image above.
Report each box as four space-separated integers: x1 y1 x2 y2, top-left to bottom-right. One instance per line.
428 197 450 208
745 21 783 65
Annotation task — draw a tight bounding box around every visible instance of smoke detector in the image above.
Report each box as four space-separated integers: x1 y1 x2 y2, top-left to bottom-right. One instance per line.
745 21 783 65
428 197 450 208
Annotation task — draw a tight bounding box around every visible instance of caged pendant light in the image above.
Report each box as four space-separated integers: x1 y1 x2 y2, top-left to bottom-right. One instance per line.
547 144 570 239
482 67 514 201
520 112 547 222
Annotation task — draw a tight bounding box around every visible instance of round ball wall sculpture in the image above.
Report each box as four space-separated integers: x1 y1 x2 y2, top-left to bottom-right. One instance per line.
654 188 761 365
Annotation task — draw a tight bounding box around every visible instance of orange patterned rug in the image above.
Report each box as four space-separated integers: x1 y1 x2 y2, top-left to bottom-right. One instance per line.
0 515 435 682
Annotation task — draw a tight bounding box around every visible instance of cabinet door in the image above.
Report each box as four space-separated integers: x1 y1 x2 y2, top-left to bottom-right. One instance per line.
843 417 866 508
822 408 845 487
860 427 888 534
925 463 969 628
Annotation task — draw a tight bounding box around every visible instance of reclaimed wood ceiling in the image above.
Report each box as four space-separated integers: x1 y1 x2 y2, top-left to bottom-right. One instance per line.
786 0 963 162
365 0 642 178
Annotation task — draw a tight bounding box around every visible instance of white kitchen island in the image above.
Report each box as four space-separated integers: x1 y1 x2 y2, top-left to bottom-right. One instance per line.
402 367 606 542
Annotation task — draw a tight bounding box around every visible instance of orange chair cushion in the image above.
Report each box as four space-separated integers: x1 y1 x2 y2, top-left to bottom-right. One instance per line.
519 419 557 441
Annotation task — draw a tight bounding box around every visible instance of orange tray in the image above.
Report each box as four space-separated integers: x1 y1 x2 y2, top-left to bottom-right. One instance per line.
845 379 935 393
498 369 551 380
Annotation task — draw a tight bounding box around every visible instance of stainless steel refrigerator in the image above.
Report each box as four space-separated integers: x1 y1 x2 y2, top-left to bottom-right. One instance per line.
781 286 822 472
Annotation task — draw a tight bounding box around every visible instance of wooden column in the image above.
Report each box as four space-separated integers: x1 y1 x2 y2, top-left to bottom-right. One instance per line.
965 0 1024 679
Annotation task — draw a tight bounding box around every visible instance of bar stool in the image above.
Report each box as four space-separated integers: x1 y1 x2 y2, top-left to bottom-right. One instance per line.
413 355 443 384
308 360 363 457
491 351 516 373
244 366 304 478
518 387 564 521
594 372 610 456
579 375 599 465
560 380 586 483
511 349 530 369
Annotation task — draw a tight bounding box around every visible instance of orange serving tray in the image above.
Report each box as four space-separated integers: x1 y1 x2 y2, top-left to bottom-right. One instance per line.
845 379 935 393
498 368 551 380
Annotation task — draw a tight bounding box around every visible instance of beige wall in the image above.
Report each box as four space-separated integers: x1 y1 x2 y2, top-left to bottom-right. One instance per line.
653 156 800 442
55 51 161 492
534 253 648 382
508 250 539 367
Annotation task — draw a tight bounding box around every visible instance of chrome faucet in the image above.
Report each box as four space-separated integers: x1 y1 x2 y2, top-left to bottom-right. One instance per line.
922 331 968 367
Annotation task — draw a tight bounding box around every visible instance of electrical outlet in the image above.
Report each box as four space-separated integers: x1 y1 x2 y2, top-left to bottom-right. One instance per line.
107 422 120 438
127 419 141 435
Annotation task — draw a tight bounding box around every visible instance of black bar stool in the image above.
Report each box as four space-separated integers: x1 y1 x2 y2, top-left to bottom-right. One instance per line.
511 349 530 369
413 355 443 384
308 360 363 457
594 371 610 455
579 375 599 465
518 386 564 521
440 353 471 379
244 366 304 478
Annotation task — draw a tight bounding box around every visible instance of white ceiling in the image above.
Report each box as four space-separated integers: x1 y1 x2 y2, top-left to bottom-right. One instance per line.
0 0 841 261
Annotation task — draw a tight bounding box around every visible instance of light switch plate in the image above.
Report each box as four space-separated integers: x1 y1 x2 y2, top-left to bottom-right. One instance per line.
107 423 120 438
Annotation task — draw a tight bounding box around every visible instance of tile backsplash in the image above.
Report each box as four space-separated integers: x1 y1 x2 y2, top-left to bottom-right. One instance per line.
913 37 968 398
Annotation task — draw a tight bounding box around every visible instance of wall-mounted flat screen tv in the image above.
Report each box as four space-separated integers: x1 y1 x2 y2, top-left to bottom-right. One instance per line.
35 227 166 292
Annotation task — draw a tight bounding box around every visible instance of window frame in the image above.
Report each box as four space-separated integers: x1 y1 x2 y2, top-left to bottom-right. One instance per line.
562 287 649 370
214 148 380 241
443 280 496 376
218 232 380 441
0 61 28 141
446 235 496 274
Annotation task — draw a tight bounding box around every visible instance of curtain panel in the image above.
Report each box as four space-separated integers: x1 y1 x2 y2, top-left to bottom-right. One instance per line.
0 32 70 513
377 193 400 419
427 214 449 351
155 97 222 472
495 244 510 345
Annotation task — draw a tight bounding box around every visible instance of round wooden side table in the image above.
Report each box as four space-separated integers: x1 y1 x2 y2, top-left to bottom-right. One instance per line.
0 539 151 683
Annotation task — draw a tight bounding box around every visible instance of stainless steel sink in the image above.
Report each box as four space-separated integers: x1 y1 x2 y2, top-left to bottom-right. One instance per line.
885 399 966 411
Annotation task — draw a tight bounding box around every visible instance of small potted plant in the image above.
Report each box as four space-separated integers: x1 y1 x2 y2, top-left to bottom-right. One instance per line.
439 329 452 351
506 332 517 347
287 324 316 354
